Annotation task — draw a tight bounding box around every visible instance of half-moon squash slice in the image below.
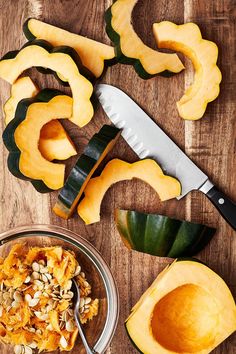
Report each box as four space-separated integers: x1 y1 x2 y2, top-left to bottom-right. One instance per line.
77 159 181 224
153 21 222 120
2 89 73 192
23 18 116 78
3 76 77 161
105 0 184 78
0 40 93 127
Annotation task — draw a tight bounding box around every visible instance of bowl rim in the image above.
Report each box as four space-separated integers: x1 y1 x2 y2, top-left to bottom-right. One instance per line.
0 224 119 354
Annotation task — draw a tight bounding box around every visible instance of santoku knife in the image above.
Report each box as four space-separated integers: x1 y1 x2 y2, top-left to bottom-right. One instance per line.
96 84 236 231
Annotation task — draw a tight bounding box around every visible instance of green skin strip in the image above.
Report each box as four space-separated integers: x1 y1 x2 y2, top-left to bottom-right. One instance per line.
57 125 121 212
2 89 64 194
116 210 216 258
105 4 173 79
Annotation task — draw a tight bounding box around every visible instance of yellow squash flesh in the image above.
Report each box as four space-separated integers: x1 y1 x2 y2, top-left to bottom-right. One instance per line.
153 21 222 120
26 19 115 78
0 45 94 127
110 0 184 75
15 95 73 190
39 120 77 161
77 159 181 224
4 77 77 161
126 260 236 354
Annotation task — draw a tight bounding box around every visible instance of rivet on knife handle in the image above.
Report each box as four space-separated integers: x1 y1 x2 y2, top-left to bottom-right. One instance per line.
200 180 236 230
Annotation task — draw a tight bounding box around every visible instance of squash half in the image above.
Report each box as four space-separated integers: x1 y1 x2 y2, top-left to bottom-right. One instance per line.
105 0 184 79
153 21 222 120
77 159 181 224
0 40 94 127
3 76 77 161
2 89 73 192
126 260 236 354
24 18 116 78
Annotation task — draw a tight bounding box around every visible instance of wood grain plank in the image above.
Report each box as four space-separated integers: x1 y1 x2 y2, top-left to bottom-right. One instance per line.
0 0 235 353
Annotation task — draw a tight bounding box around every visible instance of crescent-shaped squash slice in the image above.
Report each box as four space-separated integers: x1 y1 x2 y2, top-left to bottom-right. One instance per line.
126 260 236 354
153 21 222 120
0 40 93 127
3 76 77 161
105 0 184 79
53 125 121 220
77 159 181 224
2 89 73 192
23 18 116 79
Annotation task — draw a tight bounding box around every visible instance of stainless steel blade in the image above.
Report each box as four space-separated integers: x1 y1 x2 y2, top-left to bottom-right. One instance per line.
96 84 209 198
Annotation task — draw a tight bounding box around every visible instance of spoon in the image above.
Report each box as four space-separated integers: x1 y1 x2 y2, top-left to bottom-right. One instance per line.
72 279 97 354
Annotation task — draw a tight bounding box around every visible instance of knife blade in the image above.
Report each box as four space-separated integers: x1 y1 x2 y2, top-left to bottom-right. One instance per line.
96 84 236 230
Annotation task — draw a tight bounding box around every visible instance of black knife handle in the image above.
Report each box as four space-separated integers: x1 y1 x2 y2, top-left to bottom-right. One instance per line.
206 186 236 231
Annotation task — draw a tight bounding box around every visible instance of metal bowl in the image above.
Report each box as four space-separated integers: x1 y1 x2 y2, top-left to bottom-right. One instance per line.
0 224 119 354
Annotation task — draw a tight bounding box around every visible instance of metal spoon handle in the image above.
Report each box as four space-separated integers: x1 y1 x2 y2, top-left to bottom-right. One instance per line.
74 315 97 354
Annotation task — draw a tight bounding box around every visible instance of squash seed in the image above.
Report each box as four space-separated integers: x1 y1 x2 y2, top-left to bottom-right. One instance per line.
79 298 85 308
13 291 23 303
85 297 92 305
0 305 3 316
25 294 32 303
32 262 40 272
74 265 81 276
66 319 75 332
34 291 42 299
24 346 33 354
28 342 37 349
60 335 68 348
14 345 22 354
24 275 31 284
29 298 40 307
32 272 40 280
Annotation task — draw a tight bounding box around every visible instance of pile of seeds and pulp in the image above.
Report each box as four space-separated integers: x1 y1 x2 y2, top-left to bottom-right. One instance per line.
0 244 99 353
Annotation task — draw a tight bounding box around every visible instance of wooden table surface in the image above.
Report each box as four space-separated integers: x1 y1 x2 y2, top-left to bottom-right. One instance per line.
0 0 235 353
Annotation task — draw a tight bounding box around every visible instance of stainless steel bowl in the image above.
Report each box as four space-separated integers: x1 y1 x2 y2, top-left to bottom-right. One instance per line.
0 224 119 354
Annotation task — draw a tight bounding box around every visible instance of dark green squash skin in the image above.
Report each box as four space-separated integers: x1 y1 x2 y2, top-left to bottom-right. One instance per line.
23 18 117 80
115 210 216 258
57 125 121 211
105 4 174 79
2 89 66 194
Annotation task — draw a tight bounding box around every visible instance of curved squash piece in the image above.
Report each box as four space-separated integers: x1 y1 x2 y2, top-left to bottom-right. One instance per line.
0 40 94 127
115 209 216 258
77 159 181 224
126 260 236 354
4 77 77 161
23 18 116 78
53 125 121 220
39 120 77 161
4 77 39 125
2 90 73 192
105 0 184 79
153 21 222 120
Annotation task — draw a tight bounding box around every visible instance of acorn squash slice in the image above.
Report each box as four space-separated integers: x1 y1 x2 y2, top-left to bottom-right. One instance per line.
77 159 181 224
105 0 184 79
126 260 236 354
23 18 116 78
2 89 73 192
53 125 121 220
115 209 216 257
3 76 77 161
0 40 93 127
153 21 222 120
